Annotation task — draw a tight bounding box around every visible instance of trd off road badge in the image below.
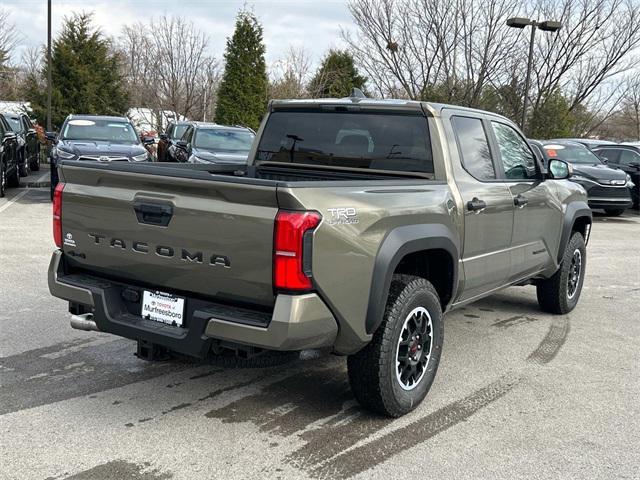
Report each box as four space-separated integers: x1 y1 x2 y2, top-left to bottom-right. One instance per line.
327 207 359 225
63 232 76 247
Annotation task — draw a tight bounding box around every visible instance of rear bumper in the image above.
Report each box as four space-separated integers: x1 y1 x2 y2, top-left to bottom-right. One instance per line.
48 250 338 357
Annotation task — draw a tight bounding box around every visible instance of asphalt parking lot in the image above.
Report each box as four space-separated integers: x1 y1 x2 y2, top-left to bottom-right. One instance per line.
1 168 639 480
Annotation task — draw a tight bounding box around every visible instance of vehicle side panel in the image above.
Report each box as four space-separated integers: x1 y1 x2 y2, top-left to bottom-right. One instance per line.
278 182 458 354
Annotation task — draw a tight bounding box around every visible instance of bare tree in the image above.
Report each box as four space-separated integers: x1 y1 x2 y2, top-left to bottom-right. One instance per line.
269 46 312 99
344 0 640 131
149 16 216 118
598 76 640 140
118 15 219 124
531 0 640 112
0 7 20 68
344 0 520 104
120 24 155 108
21 47 43 80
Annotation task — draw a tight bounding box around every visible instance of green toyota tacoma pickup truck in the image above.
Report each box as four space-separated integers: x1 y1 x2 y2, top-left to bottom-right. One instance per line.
48 96 592 417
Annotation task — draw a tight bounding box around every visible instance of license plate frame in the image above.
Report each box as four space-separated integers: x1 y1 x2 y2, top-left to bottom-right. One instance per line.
141 290 186 327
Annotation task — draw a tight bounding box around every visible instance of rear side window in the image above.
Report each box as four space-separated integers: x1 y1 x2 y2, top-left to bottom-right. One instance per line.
181 126 193 142
173 124 188 140
256 111 433 174
620 149 640 166
5 116 21 133
451 116 495 180
595 148 620 163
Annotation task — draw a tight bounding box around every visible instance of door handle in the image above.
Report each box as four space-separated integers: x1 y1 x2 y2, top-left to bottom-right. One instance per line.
467 197 487 212
514 194 528 208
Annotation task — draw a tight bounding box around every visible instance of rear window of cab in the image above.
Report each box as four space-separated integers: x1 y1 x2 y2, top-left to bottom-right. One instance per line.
256 111 434 174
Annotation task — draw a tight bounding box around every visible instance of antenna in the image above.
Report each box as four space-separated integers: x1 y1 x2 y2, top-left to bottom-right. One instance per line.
350 88 367 100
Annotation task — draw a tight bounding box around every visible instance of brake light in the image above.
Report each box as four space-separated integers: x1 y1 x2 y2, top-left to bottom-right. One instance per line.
53 183 65 248
274 210 321 291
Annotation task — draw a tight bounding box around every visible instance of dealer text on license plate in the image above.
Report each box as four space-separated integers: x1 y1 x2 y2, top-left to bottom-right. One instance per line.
141 290 185 326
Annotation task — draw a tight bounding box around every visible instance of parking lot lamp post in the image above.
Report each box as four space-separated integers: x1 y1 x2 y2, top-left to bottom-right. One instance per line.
47 0 52 131
506 17 562 134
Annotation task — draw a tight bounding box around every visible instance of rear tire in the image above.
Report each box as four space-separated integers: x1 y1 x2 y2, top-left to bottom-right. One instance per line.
536 232 586 314
30 146 40 171
347 275 444 417
7 161 20 188
18 151 29 177
604 208 625 217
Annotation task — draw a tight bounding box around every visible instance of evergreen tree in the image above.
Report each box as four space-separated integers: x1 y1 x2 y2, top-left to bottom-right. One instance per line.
27 13 128 128
214 10 268 130
308 50 367 98
528 89 575 139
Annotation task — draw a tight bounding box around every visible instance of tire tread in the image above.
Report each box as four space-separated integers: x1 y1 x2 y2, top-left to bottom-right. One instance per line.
348 274 442 417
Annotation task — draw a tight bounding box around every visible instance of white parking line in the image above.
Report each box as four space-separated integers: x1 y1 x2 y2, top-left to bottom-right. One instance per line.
0 172 50 214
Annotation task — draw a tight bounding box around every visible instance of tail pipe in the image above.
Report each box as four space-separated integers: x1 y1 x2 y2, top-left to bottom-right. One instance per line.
70 313 99 332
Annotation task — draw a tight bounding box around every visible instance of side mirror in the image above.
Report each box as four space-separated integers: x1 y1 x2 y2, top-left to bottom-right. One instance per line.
629 161 640 168
600 157 608 164
159 133 168 141
176 140 189 150
142 136 155 145
45 131 57 142
548 159 572 180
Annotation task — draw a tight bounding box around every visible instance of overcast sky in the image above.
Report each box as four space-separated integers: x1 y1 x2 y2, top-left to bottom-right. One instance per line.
3 0 353 69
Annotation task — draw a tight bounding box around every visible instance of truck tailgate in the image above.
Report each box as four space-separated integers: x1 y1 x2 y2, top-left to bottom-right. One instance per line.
59 165 278 307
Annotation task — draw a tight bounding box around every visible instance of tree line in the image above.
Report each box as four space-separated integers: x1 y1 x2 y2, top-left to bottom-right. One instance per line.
1 1 640 140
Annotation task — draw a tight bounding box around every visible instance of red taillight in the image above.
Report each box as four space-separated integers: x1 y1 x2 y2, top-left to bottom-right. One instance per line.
274 210 321 291
53 183 65 248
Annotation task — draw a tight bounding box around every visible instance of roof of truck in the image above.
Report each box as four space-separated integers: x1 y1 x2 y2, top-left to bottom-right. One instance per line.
269 97 510 121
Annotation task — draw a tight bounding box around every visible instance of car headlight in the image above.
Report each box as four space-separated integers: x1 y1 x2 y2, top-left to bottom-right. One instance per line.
571 175 595 185
53 147 75 159
626 174 635 188
131 152 149 162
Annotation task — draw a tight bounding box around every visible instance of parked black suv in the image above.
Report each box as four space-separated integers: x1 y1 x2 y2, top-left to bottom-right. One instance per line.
157 121 192 162
48 115 153 197
530 139 633 216
174 123 255 164
0 112 39 176
0 115 20 197
591 144 640 209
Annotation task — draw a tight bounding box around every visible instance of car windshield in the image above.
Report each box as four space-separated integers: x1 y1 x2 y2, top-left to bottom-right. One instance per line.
62 119 139 143
543 144 602 165
255 111 434 173
194 129 254 152
5 116 21 132
173 124 188 140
